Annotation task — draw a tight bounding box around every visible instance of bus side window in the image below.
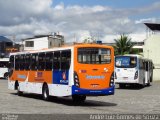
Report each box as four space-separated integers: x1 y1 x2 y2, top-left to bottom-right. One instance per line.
20 55 25 70
61 50 71 70
25 54 30 70
139 59 144 70
15 55 20 70
53 51 60 70
146 62 149 71
30 54 38 70
46 52 53 70
9 55 14 69
38 53 46 70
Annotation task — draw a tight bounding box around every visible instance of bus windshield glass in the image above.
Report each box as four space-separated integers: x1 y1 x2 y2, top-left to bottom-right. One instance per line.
115 56 137 68
0 61 8 68
78 47 111 64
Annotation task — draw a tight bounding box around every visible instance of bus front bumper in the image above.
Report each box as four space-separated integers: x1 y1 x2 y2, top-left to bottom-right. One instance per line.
72 85 115 96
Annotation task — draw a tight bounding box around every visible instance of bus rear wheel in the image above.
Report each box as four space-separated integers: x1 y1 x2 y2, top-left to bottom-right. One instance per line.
42 84 49 101
72 95 86 103
17 84 23 96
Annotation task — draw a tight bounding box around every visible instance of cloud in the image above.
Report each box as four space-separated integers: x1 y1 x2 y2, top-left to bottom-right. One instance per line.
0 0 160 43
135 18 160 24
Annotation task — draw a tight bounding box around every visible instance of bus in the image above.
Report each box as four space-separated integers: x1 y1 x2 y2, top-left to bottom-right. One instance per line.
0 58 9 79
8 44 115 103
114 55 153 88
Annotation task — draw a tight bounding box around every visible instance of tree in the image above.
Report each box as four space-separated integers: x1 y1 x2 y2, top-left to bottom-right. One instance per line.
114 34 135 55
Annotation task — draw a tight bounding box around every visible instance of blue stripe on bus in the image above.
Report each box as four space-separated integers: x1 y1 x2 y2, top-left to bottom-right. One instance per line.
72 85 115 96
52 70 69 85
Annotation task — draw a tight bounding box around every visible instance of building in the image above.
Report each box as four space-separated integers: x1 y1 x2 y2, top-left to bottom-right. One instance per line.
143 23 160 81
0 36 13 57
22 33 64 51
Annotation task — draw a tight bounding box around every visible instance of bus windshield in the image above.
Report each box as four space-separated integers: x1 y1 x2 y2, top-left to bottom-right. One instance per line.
115 56 137 68
78 47 111 64
0 61 8 68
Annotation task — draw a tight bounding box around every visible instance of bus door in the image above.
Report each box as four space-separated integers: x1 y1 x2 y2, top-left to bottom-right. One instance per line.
52 50 71 86
144 61 149 84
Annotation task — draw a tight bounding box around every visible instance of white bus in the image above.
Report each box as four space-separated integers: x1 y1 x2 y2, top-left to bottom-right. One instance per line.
0 58 9 79
114 55 153 88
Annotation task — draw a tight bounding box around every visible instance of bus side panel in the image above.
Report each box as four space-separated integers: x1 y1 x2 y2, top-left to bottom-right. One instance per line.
48 84 72 97
9 70 53 94
27 71 52 84
0 68 8 78
8 70 29 90
52 70 69 85
48 48 74 97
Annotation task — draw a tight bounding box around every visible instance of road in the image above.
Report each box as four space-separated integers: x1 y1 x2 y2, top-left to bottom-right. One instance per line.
0 79 160 119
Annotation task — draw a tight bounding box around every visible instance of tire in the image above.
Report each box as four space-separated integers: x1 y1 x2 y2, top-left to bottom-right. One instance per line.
72 95 86 104
142 78 146 87
4 72 9 79
17 84 23 96
119 84 126 88
42 84 49 101
146 79 150 86
147 77 152 86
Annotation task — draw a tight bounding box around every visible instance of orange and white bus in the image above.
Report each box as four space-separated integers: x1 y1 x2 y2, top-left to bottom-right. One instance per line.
8 44 115 103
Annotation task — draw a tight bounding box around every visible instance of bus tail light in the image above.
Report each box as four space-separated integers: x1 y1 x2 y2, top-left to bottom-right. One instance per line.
79 70 87 73
134 71 138 80
74 72 80 87
110 72 114 87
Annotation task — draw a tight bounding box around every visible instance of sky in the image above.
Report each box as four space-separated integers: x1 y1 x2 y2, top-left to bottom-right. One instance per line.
0 0 160 43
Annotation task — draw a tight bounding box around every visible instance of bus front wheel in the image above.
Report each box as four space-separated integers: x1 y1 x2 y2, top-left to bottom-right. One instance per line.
119 84 126 88
4 72 9 79
72 95 86 103
42 84 49 101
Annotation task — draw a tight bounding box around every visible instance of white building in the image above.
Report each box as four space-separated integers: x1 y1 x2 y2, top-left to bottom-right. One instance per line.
22 34 64 51
143 23 160 81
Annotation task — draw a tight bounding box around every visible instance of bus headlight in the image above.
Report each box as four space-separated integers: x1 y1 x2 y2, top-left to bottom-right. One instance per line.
74 72 80 87
134 71 138 80
110 72 114 87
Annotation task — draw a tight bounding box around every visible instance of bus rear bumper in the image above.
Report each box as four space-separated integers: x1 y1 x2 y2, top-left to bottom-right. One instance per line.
72 85 115 96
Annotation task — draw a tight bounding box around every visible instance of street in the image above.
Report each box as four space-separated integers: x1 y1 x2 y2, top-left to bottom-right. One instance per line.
0 79 160 115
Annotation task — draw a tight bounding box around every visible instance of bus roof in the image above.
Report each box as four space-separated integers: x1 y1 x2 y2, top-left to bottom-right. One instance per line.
10 43 113 55
115 54 153 62
116 54 143 58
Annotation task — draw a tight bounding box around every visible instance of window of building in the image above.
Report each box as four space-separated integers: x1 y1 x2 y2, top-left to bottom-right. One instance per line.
25 41 34 47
